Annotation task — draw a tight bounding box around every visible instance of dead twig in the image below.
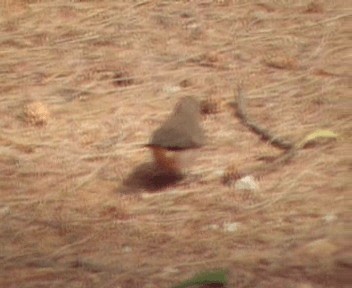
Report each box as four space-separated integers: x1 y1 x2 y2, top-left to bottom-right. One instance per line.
234 85 297 177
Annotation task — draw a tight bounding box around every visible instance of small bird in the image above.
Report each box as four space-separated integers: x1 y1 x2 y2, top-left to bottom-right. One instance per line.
146 96 205 175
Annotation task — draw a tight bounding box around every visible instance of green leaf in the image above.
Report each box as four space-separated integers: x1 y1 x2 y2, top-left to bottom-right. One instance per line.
172 269 227 288
298 129 338 148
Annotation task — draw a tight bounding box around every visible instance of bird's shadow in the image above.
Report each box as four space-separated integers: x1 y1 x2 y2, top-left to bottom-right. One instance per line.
117 162 184 194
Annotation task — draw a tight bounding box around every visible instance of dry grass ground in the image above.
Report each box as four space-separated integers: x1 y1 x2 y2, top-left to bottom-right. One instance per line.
0 0 351 287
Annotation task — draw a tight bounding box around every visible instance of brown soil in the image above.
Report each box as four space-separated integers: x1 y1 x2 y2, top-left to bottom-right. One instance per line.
0 1 350 287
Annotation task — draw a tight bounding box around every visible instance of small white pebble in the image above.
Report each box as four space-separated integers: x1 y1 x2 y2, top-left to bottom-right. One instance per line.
323 213 337 223
223 222 240 233
122 246 132 253
235 175 259 191
163 85 181 93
